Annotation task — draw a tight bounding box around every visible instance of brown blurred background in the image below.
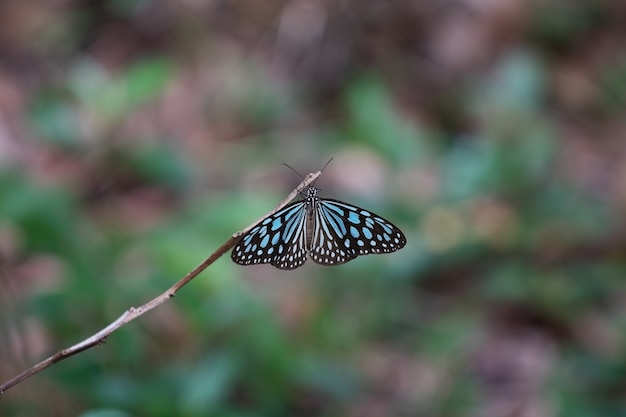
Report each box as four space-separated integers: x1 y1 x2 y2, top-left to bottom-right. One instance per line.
1 0 626 416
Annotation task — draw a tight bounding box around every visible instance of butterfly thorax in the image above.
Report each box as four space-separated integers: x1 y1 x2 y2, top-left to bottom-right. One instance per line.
304 187 320 211
304 187 319 249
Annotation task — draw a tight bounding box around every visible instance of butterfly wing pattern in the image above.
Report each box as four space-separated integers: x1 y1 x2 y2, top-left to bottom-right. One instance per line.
231 186 406 270
310 199 406 266
231 200 310 269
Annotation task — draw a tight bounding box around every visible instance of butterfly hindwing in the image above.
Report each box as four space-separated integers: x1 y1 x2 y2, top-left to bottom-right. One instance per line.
231 201 309 270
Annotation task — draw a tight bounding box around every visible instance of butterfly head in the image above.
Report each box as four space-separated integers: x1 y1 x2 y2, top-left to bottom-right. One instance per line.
306 186 320 198
305 186 320 210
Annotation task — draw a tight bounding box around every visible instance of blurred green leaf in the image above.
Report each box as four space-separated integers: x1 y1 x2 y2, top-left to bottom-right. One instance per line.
122 58 174 107
600 57 626 112
79 410 135 417
0 172 80 256
529 0 605 51
179 351 241 415
344 74 428 165
126 143 191 188
28 93 82 147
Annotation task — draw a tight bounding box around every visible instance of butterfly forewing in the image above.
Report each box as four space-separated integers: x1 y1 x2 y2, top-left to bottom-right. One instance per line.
310 199 406 266
231 201 309 269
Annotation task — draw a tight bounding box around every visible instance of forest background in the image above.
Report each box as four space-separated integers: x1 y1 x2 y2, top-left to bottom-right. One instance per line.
1 0 626 416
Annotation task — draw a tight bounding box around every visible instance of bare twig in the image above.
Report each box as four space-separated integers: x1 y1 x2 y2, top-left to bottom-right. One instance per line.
0 170 321 395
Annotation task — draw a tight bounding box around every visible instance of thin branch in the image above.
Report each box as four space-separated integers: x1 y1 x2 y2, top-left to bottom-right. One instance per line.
0 170 321 395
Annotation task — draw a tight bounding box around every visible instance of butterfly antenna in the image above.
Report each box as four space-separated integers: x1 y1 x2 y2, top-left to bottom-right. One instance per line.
311 158 334 189
284 158 334 196
282 163 306 181
283 163 309 198
320 158 334 173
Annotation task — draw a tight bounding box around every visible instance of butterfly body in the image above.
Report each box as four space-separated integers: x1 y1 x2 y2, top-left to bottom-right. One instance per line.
232 186 406 270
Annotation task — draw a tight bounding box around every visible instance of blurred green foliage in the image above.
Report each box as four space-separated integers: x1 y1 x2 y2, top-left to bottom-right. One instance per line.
2 1 626 417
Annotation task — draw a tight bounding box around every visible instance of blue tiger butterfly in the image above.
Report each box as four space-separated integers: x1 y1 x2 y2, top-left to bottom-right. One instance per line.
231 164 406 270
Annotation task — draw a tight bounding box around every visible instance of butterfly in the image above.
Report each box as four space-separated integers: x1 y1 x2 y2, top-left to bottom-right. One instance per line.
231 182 406 270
